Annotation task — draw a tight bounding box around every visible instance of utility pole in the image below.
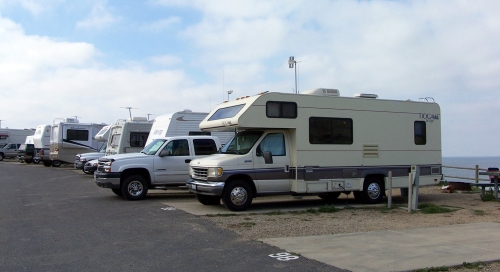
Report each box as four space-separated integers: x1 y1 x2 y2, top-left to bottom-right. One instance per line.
120 107 137 119
288 56 300 94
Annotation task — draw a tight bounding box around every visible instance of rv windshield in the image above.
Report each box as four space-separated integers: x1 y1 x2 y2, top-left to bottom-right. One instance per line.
141 139 167 155
220 131 263 155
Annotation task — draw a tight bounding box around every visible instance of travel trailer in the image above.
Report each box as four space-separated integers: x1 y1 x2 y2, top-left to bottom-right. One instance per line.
74 125 110 173
0 128 35 147
33 124 51 165
187 88 442 211
105 117 153 155
49 118 107 167
146 110 234 146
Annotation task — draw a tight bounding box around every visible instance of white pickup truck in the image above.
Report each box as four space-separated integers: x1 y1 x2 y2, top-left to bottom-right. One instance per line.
94 136 223 200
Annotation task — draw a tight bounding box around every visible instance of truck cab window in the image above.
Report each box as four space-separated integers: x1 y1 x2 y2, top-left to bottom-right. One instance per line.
164 139 190 156
257 133 285 156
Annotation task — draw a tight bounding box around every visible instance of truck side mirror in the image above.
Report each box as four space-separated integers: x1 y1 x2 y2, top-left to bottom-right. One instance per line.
263 151 273 164
159 149 170 157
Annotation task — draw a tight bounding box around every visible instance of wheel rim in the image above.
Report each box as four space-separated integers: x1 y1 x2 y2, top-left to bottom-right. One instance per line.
367 182 381 200
229 187 248 206
128 181 143 197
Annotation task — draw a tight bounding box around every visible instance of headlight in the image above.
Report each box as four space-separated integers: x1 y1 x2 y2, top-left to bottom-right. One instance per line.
207 167 223 178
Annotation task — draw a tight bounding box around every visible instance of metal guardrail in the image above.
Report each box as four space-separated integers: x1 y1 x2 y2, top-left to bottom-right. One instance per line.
442 165 490 183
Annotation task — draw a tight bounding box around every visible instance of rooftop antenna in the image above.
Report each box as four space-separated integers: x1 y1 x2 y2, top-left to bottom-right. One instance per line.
120 107 137 119
72 116 81 120
145 113 156 121
288 56 301 94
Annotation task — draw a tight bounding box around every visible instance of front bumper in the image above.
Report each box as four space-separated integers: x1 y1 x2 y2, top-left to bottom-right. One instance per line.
84 163 97 173
94 172 121 189
186 179 225 196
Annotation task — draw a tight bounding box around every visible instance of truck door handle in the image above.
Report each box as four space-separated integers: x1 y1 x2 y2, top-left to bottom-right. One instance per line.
185 159 191 163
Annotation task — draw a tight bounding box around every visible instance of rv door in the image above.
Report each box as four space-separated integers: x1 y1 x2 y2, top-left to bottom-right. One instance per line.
253 131 291 193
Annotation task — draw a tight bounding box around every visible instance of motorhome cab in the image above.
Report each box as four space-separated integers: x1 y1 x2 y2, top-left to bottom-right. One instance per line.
187 88 442 211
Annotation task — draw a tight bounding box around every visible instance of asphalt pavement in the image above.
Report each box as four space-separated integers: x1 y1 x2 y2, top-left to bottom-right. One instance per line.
4 160 500 272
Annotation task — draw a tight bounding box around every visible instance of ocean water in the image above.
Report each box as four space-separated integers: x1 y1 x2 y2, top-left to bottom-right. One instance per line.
442 157 500 183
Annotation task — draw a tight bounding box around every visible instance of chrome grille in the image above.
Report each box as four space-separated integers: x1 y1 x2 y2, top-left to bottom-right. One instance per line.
192 167 208 179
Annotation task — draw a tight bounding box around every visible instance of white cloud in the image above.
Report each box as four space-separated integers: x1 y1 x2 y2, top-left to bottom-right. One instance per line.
140 17 181 32
76 2 120 29
148 55 183 66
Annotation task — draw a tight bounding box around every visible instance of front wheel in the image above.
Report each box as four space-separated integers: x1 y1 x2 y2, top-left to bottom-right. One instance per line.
52 160 61 167
121 175 148 200
43 160 52 167
33 158 40 164
222 180 253 211
196 194 221 205
361 177 384 204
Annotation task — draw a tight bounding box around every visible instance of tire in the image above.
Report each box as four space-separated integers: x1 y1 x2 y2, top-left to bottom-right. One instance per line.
195 194 221 205
121 175 148 201
221 180 253 211
111 188 123 197
33 158 40 164
318 192 341 203
43 160 52 167
0 153 4 161
361 177 384 204
52 160 61 167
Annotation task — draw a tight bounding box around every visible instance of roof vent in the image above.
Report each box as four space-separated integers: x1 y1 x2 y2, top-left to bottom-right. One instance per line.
302 88 340 97
128 117 148 122
354 93 378 99
63 118 79 123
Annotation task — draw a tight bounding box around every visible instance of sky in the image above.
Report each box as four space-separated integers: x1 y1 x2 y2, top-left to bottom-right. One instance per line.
0 0 499 157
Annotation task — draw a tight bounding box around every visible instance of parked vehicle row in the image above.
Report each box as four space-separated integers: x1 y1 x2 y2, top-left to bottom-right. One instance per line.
4 88 443 213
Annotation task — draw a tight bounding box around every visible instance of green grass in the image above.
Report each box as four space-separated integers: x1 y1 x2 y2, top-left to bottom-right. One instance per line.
473 209 485 215
206 213 239 217
414 266 449 272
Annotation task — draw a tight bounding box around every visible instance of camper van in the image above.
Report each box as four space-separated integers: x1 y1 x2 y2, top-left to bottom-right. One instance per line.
187 89 442 211
49 118 107 167
33 125 51 165
146 110 234 146
105 117 152 155
74 125 110 173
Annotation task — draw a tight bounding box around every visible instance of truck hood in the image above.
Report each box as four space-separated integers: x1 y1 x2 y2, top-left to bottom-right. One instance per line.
190 153 248 167
99 152 146 161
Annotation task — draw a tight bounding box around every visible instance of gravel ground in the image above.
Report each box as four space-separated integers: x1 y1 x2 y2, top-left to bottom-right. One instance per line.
205 186 500 271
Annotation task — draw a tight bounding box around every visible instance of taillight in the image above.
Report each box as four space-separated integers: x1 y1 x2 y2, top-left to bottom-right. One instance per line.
40 150 44 155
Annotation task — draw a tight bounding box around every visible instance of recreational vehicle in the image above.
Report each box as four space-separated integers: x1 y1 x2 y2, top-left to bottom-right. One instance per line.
0 129 35 160
49 118 107 167
17 136 35 163
146 110 234 146
33 124 51 165
105 117 152 155
74 125 110 173
187 88 442 211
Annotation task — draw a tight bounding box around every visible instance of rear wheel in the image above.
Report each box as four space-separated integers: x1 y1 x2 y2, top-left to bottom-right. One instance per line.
33 158 40 164
195 194 221 205
52 160 61 167
361 177 384 204
121 175 148 200
43 160 52 167
222 180 253 211
0 153 4 161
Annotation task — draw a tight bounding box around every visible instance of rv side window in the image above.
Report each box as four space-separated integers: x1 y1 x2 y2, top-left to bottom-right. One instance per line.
257 133 285 156
193 139 218 155
130 132 149 147
189 131 211 136
266 101 297 118
208 104 245 121
309 117 353 144
67 129 89 141
414 121 426 145
110 134 121 147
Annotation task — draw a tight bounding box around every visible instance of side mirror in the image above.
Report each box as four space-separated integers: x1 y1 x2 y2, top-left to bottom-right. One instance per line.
159 149 170 157
263 151 273 164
